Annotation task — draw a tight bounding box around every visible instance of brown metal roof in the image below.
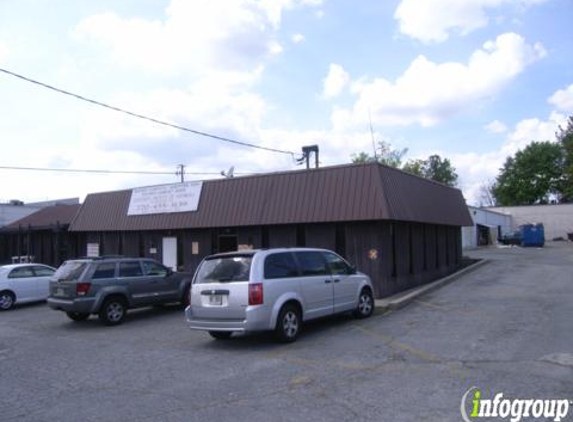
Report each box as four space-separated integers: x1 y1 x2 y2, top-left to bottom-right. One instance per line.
3 204 81 231
69 162 473 232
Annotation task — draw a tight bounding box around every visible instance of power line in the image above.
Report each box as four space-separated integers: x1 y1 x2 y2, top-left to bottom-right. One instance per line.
0 67 296 157
0 165 223 176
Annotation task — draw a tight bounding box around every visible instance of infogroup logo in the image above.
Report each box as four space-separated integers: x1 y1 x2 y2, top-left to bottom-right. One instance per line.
461 387 571 422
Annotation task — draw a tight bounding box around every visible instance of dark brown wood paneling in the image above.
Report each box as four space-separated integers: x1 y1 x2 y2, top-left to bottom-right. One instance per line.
184 229 211 273
306 224 336 250
344 221 387 298
121 232 140 257
268 225 297 248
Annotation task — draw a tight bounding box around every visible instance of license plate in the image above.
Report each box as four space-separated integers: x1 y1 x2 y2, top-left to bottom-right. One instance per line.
56 288 65 297
209 295 223 306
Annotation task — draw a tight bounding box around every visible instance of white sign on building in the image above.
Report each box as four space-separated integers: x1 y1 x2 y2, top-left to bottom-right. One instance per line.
127 181 203 216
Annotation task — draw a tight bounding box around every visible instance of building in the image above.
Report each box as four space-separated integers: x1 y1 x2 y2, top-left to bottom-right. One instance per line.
488 204 573 241
68 163 472 298
462 206 512 249
0 197 79 228
0 204 82 266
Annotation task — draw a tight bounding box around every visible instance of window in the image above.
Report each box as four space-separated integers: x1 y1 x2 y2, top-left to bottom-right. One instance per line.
119 261 143 277
8 267 34 279
323 252 352 275
295 252 329 276
92 263 116 279
142 261 168 277
264 253 299 279
32 266 55 277
54 262 87 281
195 256 252 284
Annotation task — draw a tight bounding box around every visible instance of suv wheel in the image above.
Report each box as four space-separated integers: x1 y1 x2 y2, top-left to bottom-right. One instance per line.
99 297 127 326
0 291 15 311
66 312 90 322
354 288 374 319
208 331 233 340
275 304 301 343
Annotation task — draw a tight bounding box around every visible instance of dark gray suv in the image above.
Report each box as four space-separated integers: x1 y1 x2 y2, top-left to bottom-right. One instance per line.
47 257 192 325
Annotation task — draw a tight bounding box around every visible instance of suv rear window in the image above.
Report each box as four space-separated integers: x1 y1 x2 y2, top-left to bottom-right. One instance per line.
54 262 88 281
195 256 252 283
264 253 299 279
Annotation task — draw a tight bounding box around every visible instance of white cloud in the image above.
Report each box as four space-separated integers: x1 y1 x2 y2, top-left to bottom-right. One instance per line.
73 0 320 76
291 33 305 44
394 0 550 43
485 120 508 133
548 83 573 112
332 33 545 129
81 69 266 163
0 41 9 63
322 64 350 99
501 111 565 154
452 110 566 204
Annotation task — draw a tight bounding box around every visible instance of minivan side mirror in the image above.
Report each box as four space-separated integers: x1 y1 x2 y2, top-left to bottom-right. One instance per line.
166 268 174 277
349 265 357 275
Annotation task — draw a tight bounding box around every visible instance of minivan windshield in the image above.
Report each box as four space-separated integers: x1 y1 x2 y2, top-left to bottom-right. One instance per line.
54 261 88 281
195 256 252 283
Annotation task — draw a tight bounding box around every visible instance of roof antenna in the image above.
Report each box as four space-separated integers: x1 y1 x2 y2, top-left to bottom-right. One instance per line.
369 108 377 160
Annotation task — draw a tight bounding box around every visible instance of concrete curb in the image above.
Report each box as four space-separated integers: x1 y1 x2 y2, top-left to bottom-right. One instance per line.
374 259 489 312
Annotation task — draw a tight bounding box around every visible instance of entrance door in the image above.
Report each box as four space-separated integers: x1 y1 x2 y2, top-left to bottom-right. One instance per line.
162 237 177 271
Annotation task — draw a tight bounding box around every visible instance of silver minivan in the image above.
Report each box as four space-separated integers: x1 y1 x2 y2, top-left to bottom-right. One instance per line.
185 248 374 342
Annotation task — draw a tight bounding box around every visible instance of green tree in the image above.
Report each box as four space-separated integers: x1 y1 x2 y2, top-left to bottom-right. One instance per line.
492 141 564 206
350 151 372 164
402 159 424 176
351 140 458 186
402 155 458 187
423 155 458 187
557 115 573 202
351 141 408 168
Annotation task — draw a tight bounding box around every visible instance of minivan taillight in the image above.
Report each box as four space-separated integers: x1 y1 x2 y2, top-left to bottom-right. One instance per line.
248 283 263 305
76 282 91 296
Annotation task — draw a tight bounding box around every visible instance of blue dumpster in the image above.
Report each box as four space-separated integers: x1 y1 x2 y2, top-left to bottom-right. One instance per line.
521 224 545 247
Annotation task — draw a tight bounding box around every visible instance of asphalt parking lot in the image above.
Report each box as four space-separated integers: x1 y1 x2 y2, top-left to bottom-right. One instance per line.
2 243 572 422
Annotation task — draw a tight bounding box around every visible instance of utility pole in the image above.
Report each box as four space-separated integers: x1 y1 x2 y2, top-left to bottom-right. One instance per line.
176 164 185 182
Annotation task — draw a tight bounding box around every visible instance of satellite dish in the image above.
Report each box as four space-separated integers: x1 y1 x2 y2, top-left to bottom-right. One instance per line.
221 166 235 178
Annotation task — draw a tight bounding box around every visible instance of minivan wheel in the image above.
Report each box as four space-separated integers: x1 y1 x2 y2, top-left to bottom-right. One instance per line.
275 304 301 343
98 297 127 326
208 331 233 340
354 288 374 319
66 312 90 322
0 291 15 311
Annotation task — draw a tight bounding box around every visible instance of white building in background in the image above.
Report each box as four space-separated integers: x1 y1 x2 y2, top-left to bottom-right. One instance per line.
488 204 573 241
0 198 79 228
462 206 512 249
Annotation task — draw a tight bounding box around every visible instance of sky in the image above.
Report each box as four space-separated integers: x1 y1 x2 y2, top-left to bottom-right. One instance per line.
0 0 572 205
